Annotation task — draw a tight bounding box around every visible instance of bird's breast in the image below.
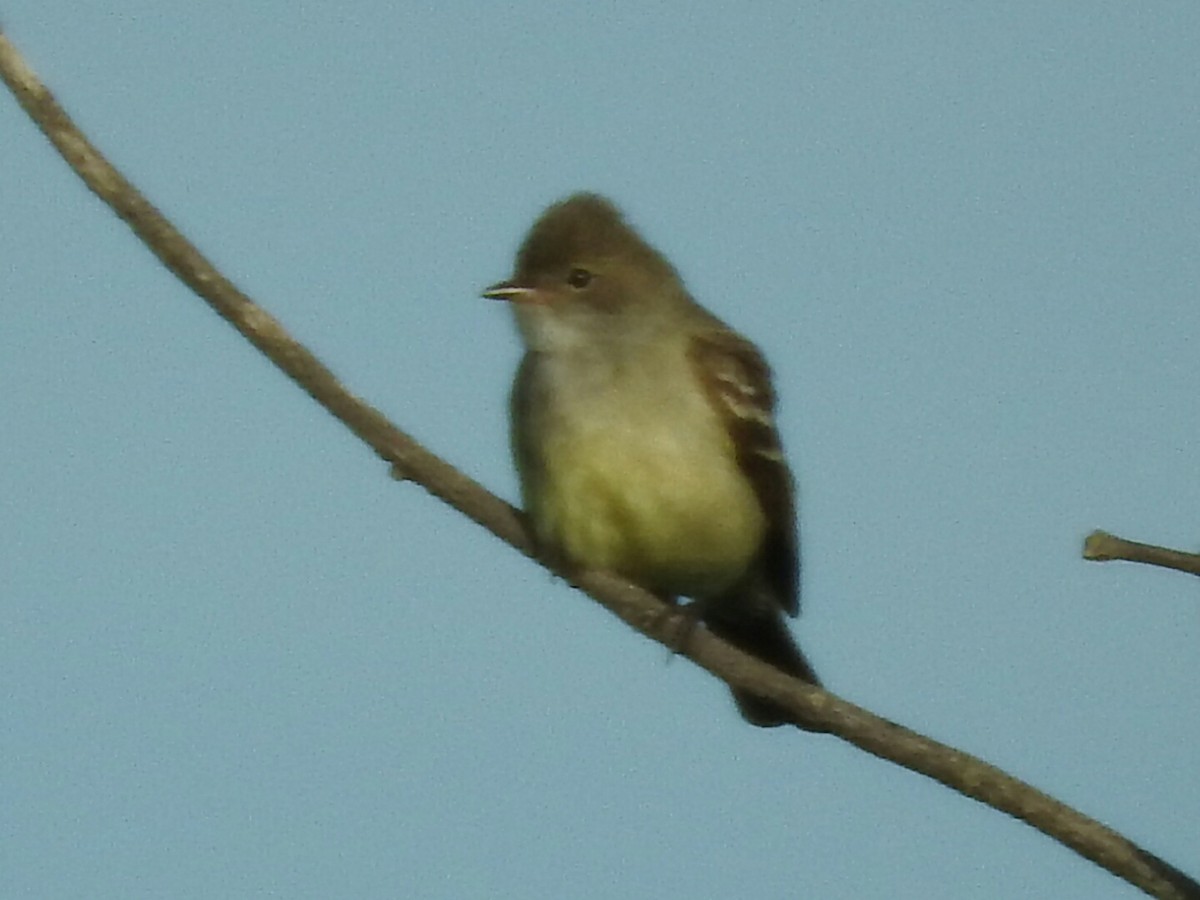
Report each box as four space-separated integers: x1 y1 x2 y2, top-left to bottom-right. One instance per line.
519 350 766 598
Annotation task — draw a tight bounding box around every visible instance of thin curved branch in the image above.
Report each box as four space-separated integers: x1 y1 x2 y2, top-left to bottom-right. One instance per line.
1084 530 1200 579
2 31 1196 900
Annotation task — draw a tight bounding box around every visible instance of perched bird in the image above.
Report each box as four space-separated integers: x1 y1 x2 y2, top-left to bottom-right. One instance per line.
484 193 820 728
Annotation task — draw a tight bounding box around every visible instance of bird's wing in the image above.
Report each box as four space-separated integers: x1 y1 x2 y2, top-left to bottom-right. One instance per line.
688 328 799 617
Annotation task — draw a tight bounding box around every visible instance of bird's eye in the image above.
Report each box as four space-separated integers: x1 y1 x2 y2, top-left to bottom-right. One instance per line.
567 268 593 289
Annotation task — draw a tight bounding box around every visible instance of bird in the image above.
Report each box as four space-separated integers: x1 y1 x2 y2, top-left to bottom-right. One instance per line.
484 192 821 728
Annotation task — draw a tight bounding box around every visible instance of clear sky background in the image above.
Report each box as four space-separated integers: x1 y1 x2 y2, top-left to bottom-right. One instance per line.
2 5 1197 899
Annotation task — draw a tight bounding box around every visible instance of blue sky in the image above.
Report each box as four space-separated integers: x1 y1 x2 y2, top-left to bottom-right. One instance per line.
2 4 1197 898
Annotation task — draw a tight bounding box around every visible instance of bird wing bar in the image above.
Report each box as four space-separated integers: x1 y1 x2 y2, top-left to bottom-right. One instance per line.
687 329 800 617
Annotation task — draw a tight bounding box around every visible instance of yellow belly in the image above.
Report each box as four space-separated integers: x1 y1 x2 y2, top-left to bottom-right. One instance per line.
529 422 766 599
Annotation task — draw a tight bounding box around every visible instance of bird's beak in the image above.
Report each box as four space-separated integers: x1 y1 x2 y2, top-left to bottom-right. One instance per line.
482 280 537 302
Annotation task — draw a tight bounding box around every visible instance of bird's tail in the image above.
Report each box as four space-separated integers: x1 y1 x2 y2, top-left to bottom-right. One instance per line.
702 608 824 731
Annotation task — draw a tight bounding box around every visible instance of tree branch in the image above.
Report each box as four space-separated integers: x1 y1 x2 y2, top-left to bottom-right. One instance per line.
2 31 1196 900
1084 530 1200 579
